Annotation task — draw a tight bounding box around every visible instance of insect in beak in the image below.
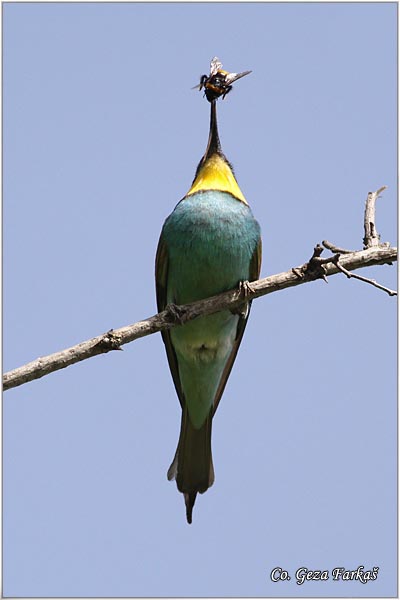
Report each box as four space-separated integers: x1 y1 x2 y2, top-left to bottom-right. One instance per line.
192 57 252 102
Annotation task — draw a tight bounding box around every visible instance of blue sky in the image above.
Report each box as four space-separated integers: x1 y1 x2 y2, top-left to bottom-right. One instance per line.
4 2 397 597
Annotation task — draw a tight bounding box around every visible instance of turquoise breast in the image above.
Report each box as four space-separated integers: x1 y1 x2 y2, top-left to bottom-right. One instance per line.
162 190 261 304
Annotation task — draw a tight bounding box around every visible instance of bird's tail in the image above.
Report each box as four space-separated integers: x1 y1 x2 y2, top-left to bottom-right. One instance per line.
167 407 214 524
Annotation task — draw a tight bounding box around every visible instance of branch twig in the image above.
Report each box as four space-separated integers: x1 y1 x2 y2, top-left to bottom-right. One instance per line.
4 245 397 392
333 256 397 296
363 185 388 249
322 240 354 254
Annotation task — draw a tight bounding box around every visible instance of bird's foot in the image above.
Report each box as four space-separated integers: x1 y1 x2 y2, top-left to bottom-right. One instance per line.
238 279 256 299
165 303 187 325
231 280 255 318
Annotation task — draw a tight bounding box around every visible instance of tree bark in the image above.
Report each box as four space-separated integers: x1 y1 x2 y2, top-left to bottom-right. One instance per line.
4 245 396 392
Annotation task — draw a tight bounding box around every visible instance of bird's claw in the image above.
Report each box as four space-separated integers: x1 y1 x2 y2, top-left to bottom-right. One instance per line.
165 303 187 325
231 280 255 318
238 280 255 299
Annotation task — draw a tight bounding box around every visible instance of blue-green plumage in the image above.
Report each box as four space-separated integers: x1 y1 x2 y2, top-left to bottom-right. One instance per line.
163 190 260 303
161 190 260 428
156 97 261 523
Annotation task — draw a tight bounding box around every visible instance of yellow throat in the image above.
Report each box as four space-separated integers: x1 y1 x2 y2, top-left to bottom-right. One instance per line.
186 154 247 204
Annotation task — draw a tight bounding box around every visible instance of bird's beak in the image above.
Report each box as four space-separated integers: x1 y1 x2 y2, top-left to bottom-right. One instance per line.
201 69 251 164
202 100 221 163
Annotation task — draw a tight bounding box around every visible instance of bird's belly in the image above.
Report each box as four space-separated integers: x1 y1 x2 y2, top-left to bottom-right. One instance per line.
171 310 239 428
171 310 238 362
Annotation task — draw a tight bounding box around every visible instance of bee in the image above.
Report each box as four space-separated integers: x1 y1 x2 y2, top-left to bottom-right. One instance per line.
193 57 252 102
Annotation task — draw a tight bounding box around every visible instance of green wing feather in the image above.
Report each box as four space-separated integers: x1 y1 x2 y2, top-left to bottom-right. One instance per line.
212 237 262 415
155 235 185 409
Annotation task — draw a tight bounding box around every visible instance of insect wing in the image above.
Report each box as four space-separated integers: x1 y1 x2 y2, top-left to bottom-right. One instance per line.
224 70 252 85
209 56 223 76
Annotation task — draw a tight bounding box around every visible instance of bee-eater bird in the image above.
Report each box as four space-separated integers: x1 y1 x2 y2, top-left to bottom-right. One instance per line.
155 61 261 523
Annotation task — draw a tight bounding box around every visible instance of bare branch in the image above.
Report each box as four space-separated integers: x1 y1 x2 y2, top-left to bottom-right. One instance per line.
333 256 397 296
322 240 354 254
363 185 388 249
4 245 397 392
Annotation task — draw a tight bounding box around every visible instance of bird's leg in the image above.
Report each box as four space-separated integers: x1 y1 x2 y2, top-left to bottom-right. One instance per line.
238 279 256 298
231 280 256 317
165 303 187 325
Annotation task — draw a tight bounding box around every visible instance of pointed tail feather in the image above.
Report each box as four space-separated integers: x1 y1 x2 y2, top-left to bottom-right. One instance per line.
168 408 214 524
184 492 196 524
